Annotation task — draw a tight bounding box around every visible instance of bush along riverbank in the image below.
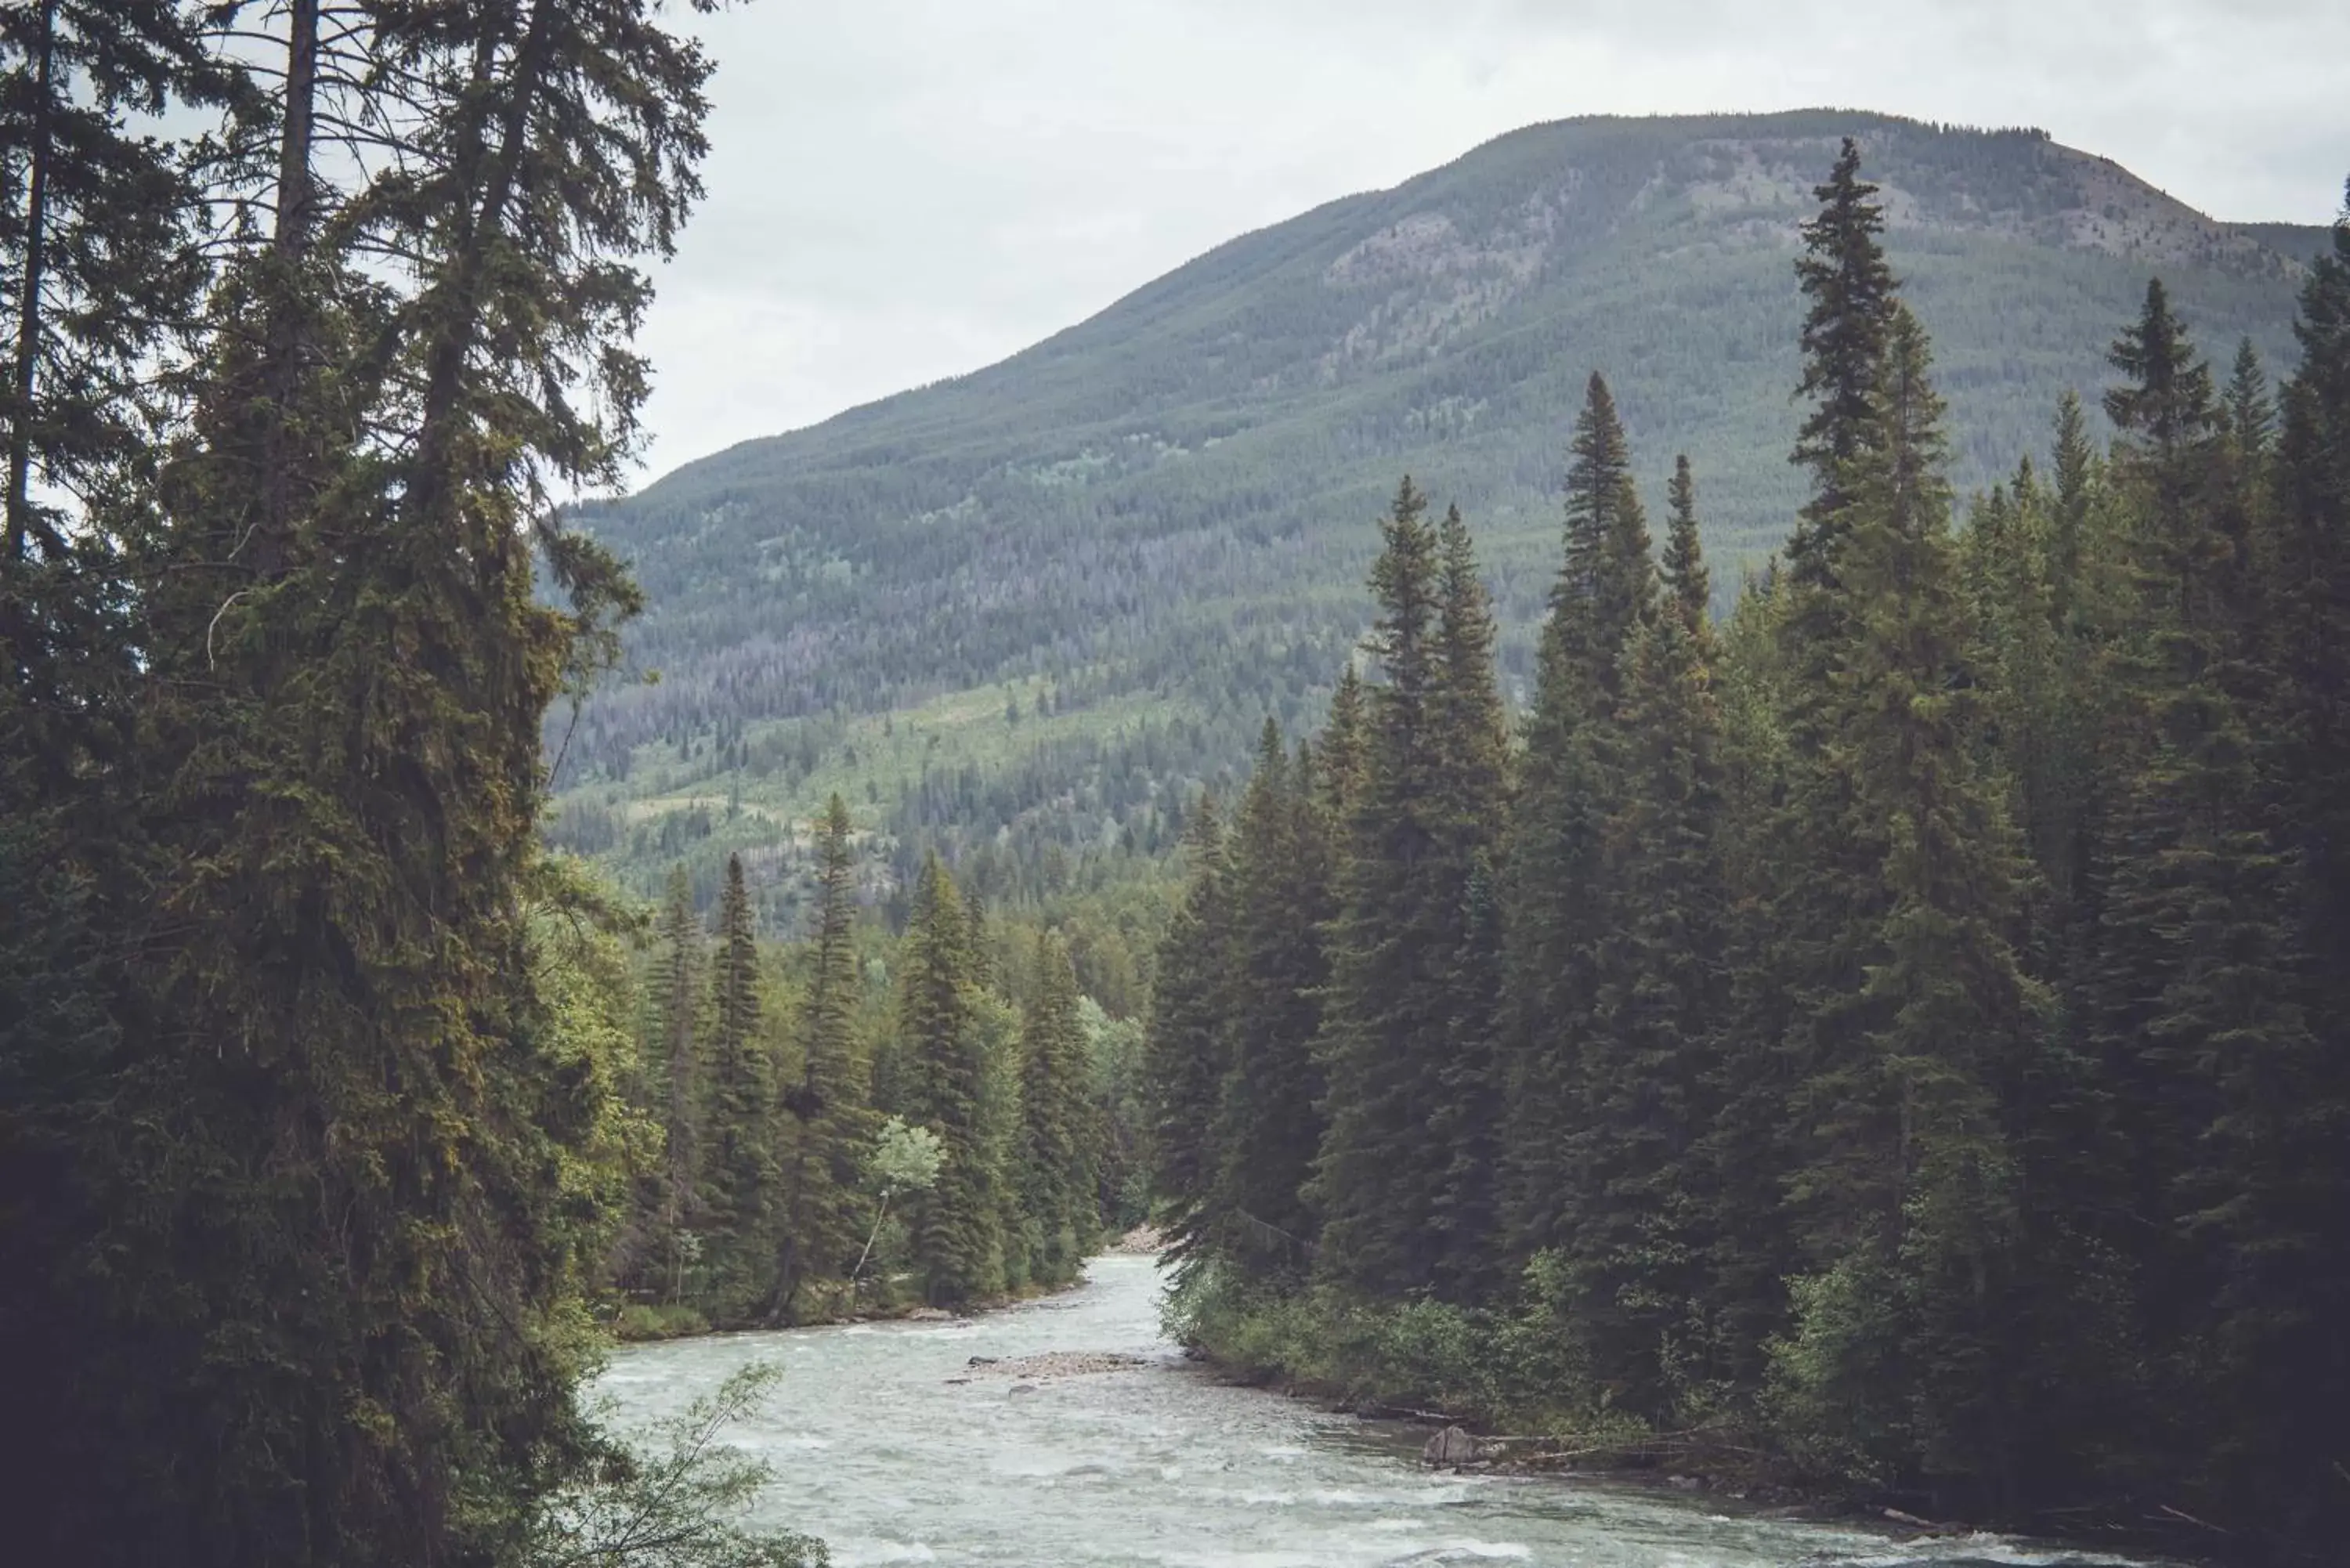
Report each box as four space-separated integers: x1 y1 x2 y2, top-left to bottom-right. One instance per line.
1167 1263 2240 1564
611 1227 1155 1342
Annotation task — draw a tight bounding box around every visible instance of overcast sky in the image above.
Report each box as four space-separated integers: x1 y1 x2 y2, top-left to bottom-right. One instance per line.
624 0 2350 486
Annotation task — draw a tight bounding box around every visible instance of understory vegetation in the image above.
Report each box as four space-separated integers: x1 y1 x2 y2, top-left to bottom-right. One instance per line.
1144 144 2350 1563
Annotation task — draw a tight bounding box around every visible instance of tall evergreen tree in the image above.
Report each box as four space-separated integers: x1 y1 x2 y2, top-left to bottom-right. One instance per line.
2204 186 2350 1540
1555 526 1730 1421
2089 277 2297 1400
1313 477 1466 1295
1018 932 1098 1283
1318 664 1368 822
1211 721 1329 1274
700 854 775 1317
1770 306 2045 1501
21 3 726 1560
0 0 216 571
1425 504 1512 1295
1662 453 1712 641
770 795 873 1321
1141 800 1231 1271
1501 376 1653 1263
1788 135 1900 584
655 864 706 1291
897 853 999 1304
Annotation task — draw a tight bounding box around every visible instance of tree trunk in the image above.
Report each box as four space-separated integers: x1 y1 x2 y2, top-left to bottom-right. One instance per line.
5 0 59 565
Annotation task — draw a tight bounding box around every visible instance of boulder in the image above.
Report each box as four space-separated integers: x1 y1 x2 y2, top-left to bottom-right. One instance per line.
1422 1425 1480 1467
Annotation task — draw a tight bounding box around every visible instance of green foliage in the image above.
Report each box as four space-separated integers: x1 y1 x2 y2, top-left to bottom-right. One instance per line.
770 797 876 1321
542 1365 828 1568
895 854 1002 1304
0 3 852 1561
866 1117 946 1196
1311 479 1509 1300
1017 934 1099 1281
1147 143 2350 1562
700 856 777 1318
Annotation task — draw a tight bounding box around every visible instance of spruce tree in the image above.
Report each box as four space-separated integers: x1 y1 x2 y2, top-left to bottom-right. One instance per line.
1662 453 1712 641
50 3 723 1559
1771 306 2044 1499
700 853 776 1318
897 853 1000 1304
771 795 873 1321
1788 135 1900 584
1501 377 1652 1263
2202 186 2350 1537
0 0 217 570
1212 721 1329 1274
1141 800 1231 1270
1556 533 1730 1421
1318 664 1368 822
1018 932 1098 1283
2089 278 2297 1393
1426 504 1511 1295
1311 477 1451 1295
655 864 706 1293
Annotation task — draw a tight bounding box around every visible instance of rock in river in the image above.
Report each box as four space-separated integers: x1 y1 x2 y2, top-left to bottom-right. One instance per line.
1422 1425 1480 1467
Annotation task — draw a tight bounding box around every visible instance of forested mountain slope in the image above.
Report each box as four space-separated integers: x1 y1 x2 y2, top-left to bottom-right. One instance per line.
561 110 2325 904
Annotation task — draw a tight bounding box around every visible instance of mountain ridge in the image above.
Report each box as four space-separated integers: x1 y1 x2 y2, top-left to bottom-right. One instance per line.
560 108 2331 904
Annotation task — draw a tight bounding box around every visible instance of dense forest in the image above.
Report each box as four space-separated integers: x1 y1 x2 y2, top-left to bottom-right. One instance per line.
0 2 839 1564
9 0 2348 1563
1144 144 2350 1563
604 810 1145 1336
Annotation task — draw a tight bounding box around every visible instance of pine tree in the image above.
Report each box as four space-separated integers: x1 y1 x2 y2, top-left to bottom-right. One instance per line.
1212 721 1329 1274
1018 931 1097 1284
1722 148 1907 1383
1502 377 1653 1263
656 864 706 1294
1318 664 1368 822
1556 530 1730 1421
1141 799 1231 1270
1771 306 2045 1500
771 795 873 1321
2089 279 2297 1394
1311 477 1449 1295
1 0 217 571
1662 453 1712 641
897 853 1000 1304
2201 186 2350 1537
1788 135 1900 585
42 3 723 1560
1426 504 1511 1295
700 853 776 1318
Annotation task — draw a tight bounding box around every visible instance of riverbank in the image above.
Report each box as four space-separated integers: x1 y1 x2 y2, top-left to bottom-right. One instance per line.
611 1225 1165 1342
598 1251 2176 1568
1173 1277 2225 1567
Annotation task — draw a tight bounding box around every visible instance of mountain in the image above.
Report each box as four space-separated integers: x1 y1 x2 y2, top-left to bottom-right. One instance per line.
557 109 2330 906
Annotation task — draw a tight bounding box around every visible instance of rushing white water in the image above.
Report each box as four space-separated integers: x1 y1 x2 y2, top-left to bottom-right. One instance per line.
598 1254 2166 1568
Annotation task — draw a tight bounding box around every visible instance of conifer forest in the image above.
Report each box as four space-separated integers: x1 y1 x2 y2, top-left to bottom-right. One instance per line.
5 3 2350 1567
1148 146 2350 1565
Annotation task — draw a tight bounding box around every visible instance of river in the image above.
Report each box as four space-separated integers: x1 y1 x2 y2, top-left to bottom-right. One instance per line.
598 1254 2163 1568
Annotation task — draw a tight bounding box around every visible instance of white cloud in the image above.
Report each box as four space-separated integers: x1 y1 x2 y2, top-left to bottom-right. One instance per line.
624 0 2350 484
